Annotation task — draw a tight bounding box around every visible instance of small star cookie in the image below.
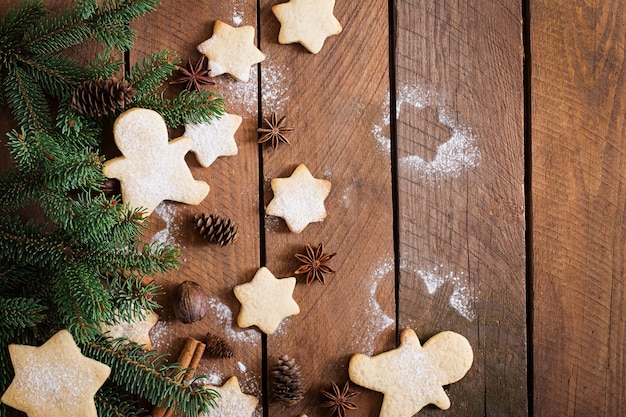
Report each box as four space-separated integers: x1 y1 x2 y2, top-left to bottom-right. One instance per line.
233 267 299 334
348 328 473 417
266 164 331 233
272 0 342 54
197 20 265 82
1 330 111 417
100 310 159 350
103 108 210 216
184 113 242 167
201 376 258 417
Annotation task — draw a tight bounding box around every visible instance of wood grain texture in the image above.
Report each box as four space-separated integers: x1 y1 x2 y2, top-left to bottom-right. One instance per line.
531 1 626 415
130 0 264 412
258 1 395 416
395 1 527 415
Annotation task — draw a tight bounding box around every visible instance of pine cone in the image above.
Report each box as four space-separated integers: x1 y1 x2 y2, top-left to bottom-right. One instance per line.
193 213 239 246
71 77 136 117
205 332 234 359
272 355 304 406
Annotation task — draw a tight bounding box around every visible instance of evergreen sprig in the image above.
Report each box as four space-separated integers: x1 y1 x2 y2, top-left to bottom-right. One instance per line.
83 337 219 417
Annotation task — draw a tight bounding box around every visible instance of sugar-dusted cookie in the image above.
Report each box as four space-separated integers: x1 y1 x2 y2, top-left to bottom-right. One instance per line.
100 310 159 349
266 164 331 233
272 0 342 54
197 20 265 82
233 267 299 334
1 330 111 417
348 328 473 417
200 376 258 417
184 113 242 167
102 108 210 216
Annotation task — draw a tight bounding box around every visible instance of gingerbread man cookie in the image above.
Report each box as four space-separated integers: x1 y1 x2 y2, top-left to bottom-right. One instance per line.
348 328 473 417
103 108 210 216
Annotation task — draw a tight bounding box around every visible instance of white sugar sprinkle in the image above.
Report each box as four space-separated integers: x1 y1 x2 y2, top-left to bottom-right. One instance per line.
151 203 179 246
207 297 259 345
261 62 289 113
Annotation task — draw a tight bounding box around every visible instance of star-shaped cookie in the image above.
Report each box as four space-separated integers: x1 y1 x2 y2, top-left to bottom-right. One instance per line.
266 164 331 233
201 376 258 417
272 0 342 54
197 20 265 82
103 108 210 216
100 310 159 350
1 330 111 417
233 267 299 334
184 113 242 167
348 328 473 417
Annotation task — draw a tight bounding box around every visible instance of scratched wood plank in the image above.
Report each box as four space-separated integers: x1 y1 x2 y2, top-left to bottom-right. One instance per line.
130 1 264 413
531 1 626 415
395 1 527 415
258 1 395 416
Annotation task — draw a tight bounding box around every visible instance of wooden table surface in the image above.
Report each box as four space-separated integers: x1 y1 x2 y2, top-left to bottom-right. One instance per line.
1 0 625 416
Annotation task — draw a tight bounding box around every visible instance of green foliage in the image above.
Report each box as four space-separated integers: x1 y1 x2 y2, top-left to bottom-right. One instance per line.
139 89 225 128
84 337 219 417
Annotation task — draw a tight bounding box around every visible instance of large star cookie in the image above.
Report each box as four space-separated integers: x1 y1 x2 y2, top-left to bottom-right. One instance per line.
103 108 210 216
1 330 111 417
272 0 342 54
266 164 331 233
184 113 242 167
197 20 265 82
348 328 473 417
201 376 258 417
100 310 159 350
233 267 299 334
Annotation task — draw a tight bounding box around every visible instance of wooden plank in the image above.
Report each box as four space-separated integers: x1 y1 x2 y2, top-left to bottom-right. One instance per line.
258 0 395 416
395 1 527 415
129 0 264 413
531 1 626 415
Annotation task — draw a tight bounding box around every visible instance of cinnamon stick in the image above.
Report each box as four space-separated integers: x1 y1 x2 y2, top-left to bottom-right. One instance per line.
151 337 206 417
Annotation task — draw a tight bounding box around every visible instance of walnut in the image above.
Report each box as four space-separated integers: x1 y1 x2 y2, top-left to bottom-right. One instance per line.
174 281 208 323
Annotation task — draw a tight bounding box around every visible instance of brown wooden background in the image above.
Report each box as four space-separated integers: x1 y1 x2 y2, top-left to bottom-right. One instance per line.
1 0 625 416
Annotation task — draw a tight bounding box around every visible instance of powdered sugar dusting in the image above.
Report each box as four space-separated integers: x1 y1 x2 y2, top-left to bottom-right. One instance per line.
261 61 289 113
151 203 179 246
373 83 480 181
207 296 259 345
217 66 258 115
401 260 476 321
351 259 395 355
232 1 243 26
149 319 173 351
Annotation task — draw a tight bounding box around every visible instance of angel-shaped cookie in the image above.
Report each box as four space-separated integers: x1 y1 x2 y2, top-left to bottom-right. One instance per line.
348 328 473 417
103 108 210 216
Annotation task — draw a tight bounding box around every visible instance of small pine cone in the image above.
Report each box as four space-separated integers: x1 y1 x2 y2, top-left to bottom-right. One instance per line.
193 213 239 246
71 77 136 117
272 355 305 406
205 332 234 359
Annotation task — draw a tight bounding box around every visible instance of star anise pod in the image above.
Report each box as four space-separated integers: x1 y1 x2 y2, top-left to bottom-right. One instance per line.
294 243 336 285
257 112 294 150
320 381 358 417
170 56 214 91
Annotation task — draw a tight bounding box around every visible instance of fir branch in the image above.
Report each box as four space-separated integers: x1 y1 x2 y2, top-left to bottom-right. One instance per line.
25 53 88 98
0 168 41 213
88 0 160 50
106 274 162 322
43 148 105 192
137 89 225 128
0 296 47 330
0 0 46 55
23 3 93 54
4 65 52 132
106 242 180 276
83 337 219 417
89 48 124 80
0 217 69 268
128 49 179 101
95 384 149 417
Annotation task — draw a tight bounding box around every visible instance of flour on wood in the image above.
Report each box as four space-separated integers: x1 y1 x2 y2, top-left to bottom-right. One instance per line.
207 296 259 345
350 259 395 355
151 203 180 247
261 61 289 113
217 66 258 115
232 1 243 26
148 319 171 351
401 260 476 321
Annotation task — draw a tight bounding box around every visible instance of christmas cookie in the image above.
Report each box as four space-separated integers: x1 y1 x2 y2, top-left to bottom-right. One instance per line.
102 108 210 216
201 376 258 417
197 20 265 82
1 330 111 417
233 267 299 334
272 0 342 54
266 164 331 233
100 310 159 349
348 328 473 417
184 113 242 167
